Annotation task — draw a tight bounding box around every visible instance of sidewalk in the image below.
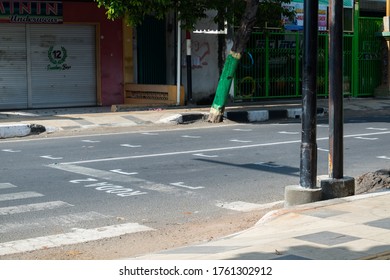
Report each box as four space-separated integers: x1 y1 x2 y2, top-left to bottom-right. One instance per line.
132 191 390 260
0 98 390 138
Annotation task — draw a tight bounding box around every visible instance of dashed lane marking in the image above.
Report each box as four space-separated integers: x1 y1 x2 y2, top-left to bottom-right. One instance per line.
0 201 73 215
0 192 44 202
0 222 154 256
0 183 18 190
0 211 111 234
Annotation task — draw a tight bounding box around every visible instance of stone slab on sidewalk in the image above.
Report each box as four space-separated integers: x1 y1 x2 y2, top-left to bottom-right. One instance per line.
132 191 390 260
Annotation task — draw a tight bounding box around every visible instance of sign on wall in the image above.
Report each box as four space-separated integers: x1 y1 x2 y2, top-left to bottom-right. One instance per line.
283 0 353 31
0 0 63 23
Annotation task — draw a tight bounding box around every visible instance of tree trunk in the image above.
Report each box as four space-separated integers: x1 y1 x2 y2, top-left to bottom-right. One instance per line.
208 0 259 123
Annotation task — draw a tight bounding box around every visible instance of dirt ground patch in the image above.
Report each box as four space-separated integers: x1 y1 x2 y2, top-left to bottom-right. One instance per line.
355 169 390 194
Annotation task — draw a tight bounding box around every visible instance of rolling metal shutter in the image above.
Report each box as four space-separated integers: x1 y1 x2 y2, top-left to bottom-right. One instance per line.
29 24 97 108
0 24 28 109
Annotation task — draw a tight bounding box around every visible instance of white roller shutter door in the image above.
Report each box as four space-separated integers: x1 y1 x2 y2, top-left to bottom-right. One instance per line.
0 24 28 109
30 24 97 107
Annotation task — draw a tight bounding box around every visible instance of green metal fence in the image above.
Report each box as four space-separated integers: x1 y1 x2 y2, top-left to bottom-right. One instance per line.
234 17 383 100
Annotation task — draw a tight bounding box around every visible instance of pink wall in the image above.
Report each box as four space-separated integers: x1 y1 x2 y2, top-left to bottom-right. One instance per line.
63 2 124 105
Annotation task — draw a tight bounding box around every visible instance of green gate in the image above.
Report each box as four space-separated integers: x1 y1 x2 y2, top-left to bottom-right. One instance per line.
234 17 383 100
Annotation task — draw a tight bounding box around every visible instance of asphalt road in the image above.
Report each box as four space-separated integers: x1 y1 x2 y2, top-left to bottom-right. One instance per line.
0 115 389 256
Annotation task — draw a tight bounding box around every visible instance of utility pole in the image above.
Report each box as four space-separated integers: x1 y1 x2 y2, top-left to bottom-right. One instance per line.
186 31 193 104
328 0 343 179
299 0 319 189
317 0 355 199
285 0 322 206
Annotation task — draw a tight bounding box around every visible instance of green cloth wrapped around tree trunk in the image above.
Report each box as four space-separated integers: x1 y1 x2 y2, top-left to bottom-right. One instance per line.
207 0 259 123
207 52 241 123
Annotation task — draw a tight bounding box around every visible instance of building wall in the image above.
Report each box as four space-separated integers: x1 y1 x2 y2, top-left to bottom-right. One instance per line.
63 2 124 105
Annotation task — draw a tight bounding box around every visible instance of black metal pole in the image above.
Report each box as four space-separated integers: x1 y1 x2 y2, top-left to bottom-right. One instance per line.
300 0 319 188
186 31 193 103
328 0 344 179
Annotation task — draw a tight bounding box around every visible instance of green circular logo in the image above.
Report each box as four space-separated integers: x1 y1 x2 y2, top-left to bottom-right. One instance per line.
48 46 67 65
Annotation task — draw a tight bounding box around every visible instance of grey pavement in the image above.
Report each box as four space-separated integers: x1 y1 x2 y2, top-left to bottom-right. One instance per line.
132 191 390 260
1 97 390 260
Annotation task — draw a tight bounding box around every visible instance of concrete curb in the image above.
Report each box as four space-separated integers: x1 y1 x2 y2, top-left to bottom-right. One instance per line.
225 107 327 123
0 124 46 139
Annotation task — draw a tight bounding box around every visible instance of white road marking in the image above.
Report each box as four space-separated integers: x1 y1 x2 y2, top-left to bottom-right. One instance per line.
110 169 138 175
278 131 299 135
0 211 110 234
50 164 145 183
50 165 185 195
0 192 44 202
255 162 283 168
233 128 253 132
318 148 329 152
120 144 142 148
354 137 378 141
82 140 100 143
40 155 63 160
377 156 390 160
366 127 388 131
181 135 201 139
170 182 205 190
193 153 218 158
0 183 18 190
141 132 159 135
2 149 21 153
230 139 253 143
0 201 73 215
58 131 390 165
216 201 284 212
0 222 154 256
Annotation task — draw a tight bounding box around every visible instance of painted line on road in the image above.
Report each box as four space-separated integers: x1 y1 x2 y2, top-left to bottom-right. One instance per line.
40 155 63 160
0 192 44 202
318 148 329 152
121 144 142 148
216 200 284 212
58 131 390 165
50 164 145 183
0 183 18 190
82 140 101 143
366 127 388 131
181 135 201 139
110 169 138 175
278 131 299 135
230 139 253 143
0 211 111 234
377 156 390 160
233 128 253 132
170 182 205 190
0 201 73 215
0 222 154 256
2 149 21 153
193 153 218 158
354 137 378 141
49 164 186 195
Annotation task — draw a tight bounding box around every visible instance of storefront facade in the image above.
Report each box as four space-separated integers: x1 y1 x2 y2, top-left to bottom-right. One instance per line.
0 0 124 109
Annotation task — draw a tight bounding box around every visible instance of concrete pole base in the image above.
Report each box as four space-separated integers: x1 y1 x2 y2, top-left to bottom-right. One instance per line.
317 175 355 200
284 185 322 207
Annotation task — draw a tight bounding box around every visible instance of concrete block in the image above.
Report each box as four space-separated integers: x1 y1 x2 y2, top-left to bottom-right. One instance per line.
0 124 31 138
317 175 355 200
284 185 322 207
